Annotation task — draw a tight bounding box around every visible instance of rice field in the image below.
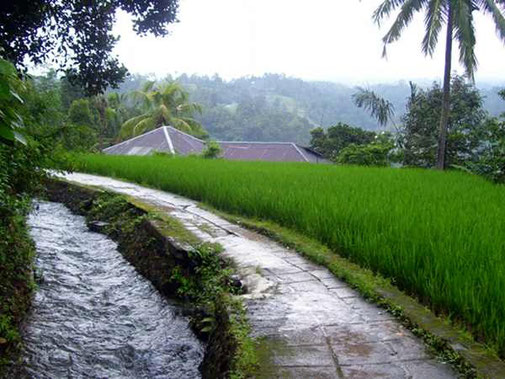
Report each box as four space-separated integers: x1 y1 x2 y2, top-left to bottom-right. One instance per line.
67 154 505 356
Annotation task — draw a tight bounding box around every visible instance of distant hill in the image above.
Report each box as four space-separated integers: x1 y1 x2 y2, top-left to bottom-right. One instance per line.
115 73 505 145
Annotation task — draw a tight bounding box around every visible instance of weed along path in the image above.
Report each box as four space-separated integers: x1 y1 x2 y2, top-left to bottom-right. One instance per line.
60 172 457 379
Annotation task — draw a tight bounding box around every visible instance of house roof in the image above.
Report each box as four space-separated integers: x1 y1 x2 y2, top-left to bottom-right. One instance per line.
218 141 324 163
103 126 328 163
102 126 205 156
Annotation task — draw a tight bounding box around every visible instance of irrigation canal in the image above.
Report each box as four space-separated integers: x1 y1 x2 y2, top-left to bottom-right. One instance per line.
52 172 458 378
21 200 203 378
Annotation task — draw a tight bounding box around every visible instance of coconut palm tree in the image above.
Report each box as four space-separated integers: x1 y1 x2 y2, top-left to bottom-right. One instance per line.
119 81 207 139
374 0 505 169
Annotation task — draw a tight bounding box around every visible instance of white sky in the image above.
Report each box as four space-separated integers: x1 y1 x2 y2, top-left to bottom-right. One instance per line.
113 0 505 84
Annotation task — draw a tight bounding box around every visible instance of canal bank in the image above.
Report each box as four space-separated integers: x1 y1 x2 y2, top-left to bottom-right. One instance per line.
42 178 257 379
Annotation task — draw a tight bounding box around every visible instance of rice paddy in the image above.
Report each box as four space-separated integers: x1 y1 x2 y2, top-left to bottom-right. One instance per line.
67 154 505 356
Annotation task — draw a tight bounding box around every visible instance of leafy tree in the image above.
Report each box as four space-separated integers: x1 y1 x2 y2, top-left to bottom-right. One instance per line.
402 76 486 167
310 123 376 160
0 58 26 145
120 81 207 139
353 87 395 127
374 0 505 169
21 72 65 142
0 0 180 95
468 117 505 182
466 90 505 182
63 99 98 151
60 76 85 111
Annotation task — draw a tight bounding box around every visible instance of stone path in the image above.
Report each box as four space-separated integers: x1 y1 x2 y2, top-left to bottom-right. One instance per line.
61 172 458 379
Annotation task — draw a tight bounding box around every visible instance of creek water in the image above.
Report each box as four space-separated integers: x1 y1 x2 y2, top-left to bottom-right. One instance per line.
20 200 203 379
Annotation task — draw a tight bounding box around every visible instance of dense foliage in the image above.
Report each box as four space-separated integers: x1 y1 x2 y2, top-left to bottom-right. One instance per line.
0 57 49 372
0 0 179 94
66 154 505 358
469 113 505 183
402 76 487 168
336 140 394 167
309 123 377 160
0 59 26 144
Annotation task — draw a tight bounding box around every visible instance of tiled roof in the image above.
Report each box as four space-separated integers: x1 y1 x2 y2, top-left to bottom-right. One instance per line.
102 127 172 155
103 126 328 163
219 141 324 163
166 126 205 155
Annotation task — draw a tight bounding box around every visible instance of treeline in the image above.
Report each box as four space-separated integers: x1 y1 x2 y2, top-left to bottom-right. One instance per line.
112 73 505 145
21 70 505 152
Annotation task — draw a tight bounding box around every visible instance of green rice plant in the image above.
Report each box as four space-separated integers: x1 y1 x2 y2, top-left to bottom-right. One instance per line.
66 154 505 357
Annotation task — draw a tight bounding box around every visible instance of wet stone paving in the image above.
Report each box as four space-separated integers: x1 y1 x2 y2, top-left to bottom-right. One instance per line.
61 172 459 379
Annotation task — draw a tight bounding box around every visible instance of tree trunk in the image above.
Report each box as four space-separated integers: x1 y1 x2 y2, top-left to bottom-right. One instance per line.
436 4 453 170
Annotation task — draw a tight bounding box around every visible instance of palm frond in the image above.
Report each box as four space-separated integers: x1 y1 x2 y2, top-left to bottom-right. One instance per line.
422 0 445 56
176 117 208 138
353 87 395 127
171 117 193 133
453 1 477 79
129 89 152 111
157 103 172 123
132 116 156 136
478 0 505 43
119 113 149 138
373 0 407 26
382 0 427 57
141 80 156 93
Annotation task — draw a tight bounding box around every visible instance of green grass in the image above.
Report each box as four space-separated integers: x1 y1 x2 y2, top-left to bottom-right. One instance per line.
66 154 505 358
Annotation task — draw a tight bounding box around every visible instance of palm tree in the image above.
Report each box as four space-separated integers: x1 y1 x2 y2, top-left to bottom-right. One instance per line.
120 81 207 140
374 0 505 169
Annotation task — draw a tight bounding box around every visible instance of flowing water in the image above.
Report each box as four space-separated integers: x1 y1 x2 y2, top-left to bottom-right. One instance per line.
20 200 203 379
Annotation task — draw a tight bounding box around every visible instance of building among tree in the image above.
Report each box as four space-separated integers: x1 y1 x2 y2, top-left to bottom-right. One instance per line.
103 126 327 163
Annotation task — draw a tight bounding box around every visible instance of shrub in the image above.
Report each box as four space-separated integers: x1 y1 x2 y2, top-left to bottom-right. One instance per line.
202 140 222 159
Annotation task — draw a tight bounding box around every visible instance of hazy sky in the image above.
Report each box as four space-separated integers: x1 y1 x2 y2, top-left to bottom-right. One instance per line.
113 0 505 84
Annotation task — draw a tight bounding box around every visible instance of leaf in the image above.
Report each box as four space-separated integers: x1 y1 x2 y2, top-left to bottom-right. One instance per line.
0 80 10 100
0 59 15 76
13 131 27 145
0 123 15 142
10 90 24 104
